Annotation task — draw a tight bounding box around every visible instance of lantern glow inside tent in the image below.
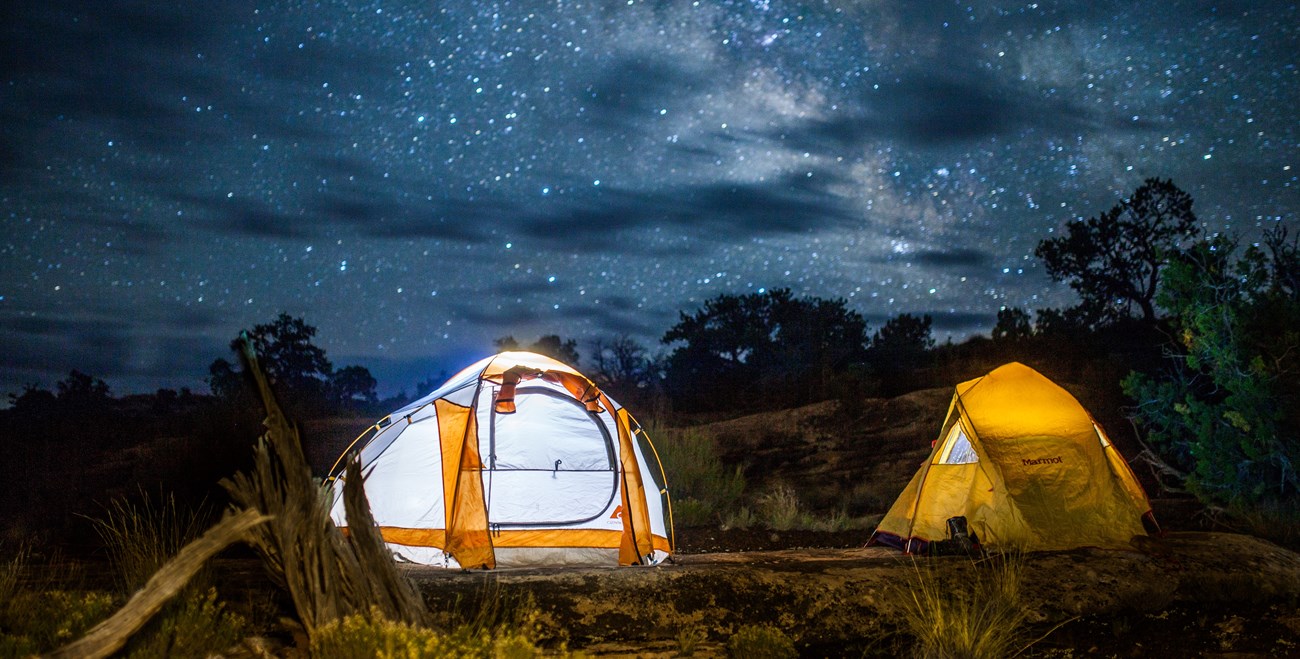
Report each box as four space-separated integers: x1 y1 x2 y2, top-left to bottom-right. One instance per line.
328 351 672 569
872 362 1155 553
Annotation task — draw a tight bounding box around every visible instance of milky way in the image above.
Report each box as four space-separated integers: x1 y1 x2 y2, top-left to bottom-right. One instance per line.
2 1 1296 397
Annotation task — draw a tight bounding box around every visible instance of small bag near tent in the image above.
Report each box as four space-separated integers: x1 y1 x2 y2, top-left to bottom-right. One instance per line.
327 351 673 569
870 362 1156 554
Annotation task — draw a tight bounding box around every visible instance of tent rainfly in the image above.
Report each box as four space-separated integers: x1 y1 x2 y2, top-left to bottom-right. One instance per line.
871 362 1155 553
327 351 672 569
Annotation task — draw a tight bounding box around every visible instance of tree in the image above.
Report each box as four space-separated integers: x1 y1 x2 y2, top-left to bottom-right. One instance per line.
661 289 868 410
239 314 333 399
494 334 581 366
530 335 580 366
56 370 112 407
992 307 1032 341
871 313 934 356
1035 178 1200 326
210 314 377 416
1123 227 1300 504
588 334 660 397
330 365 378 409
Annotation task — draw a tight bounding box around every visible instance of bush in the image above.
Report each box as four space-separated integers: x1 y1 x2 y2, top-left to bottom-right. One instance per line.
122 587 247 659
310 610 551 659
0 589 117 656
727 624 797 659
753 483 857 531
756 483 803 531
1124 231 1299 506
654 427 746 525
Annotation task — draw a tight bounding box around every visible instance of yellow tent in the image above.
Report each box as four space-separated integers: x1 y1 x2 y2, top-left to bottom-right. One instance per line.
871 362 1154 553
327 351 672 569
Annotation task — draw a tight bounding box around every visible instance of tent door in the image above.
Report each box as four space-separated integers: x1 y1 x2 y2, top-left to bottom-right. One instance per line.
484 386 618 527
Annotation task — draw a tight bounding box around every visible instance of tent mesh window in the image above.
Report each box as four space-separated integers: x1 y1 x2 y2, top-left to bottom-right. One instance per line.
938 423 979 464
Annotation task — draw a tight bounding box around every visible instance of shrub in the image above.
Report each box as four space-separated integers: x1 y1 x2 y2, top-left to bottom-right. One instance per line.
310 610 552 659
122 587 247 659
1124 231 1299 506
757 483 802 531
895 552 1028 659
727 624 797 659
0 589 117 655
753 483 858 531
654 427 745 525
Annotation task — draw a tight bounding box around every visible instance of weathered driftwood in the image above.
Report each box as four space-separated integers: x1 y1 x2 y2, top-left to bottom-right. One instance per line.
220 336 428 638
47 508 269 659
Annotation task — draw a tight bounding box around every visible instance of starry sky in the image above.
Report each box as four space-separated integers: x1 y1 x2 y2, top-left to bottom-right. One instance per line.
2 1 1297 400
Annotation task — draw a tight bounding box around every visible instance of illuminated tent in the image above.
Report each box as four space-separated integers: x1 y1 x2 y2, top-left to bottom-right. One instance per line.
871 362 1154 553
327 351 672 568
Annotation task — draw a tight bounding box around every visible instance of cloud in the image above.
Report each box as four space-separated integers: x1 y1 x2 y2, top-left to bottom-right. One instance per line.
927 311 995 333
0 303 228 395
782 64 1116 153
909 248 995 269
586 56 707 128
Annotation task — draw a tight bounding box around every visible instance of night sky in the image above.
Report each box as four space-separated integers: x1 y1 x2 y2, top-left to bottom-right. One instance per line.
2 1 1296 399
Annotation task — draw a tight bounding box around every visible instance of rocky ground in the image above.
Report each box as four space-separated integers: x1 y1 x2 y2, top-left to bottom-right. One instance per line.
407 532 1300 657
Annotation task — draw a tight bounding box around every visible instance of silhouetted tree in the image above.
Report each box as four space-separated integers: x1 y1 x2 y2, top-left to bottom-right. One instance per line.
1035 178 1200 326
589 334 661 402
1032 306 1092 337
531 334 581 366
56 370 112 409
330 365 379 409
661 289 868 410
210 314 377 416
871 313 934 357
992 307 1032 341
494 334 581 366
241 314 333 400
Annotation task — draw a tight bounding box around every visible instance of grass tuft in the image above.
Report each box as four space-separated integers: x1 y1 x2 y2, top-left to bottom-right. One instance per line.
0 543 28 609
675 624 706 656
895 551 1029 659
726 624 797 659
753 483 862 532
1228 499 1300 551
85 491 211 595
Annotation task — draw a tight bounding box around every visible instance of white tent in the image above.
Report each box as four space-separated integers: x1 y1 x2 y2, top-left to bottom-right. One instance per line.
328 351 672 568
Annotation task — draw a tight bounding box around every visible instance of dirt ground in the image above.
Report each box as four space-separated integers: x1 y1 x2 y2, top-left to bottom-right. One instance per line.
396 530 1300 658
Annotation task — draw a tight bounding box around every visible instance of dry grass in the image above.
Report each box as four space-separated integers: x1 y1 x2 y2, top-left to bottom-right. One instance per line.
753 483 862 532
726 624 797 659
0 543 27 607
219 336 429 639
85 491 211 595
1229 499 1300 551
895 551 1029 659
654 426 746 526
